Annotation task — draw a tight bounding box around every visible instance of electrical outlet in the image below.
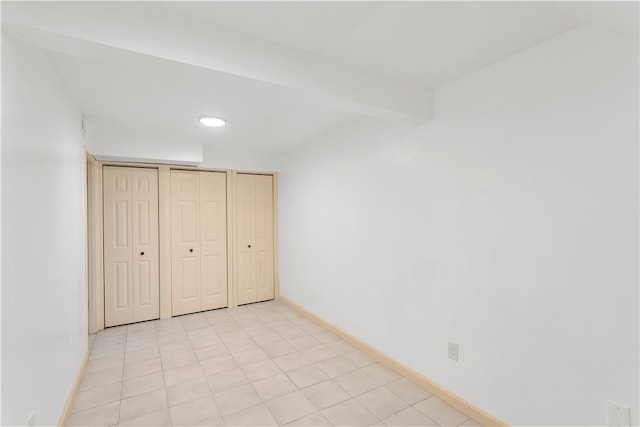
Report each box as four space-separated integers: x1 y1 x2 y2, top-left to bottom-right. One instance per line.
608 401 630 427
448 341 459 361
27 411 35 427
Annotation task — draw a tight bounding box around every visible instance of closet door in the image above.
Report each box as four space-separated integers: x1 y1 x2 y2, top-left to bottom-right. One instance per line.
104 167 159 327
171 170 228 316
236 174 257 305
255 175 274 302
171 171 201 316
132 169 160 321
200 172 228 310
236 174 274 305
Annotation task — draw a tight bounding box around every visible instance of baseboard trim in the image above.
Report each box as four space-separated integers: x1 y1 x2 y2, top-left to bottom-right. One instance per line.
57 352 89 426
278 296 509 427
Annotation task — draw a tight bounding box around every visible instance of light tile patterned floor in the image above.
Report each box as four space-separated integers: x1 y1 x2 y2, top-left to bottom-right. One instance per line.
67 301 481 427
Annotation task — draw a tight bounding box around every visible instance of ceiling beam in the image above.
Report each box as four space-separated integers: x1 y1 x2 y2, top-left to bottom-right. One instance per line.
2 2 433 124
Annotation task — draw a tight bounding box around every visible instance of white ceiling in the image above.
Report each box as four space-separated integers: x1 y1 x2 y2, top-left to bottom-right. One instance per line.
2 1 638 155
47 49 360 151
160 1 574 87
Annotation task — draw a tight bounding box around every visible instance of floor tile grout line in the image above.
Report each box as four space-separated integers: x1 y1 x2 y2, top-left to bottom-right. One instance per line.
113 324 127 426
79 302 469 427
203 306 306 424
184 308 260 423
155 323 173 427
212 307 369 426
252 306 403 426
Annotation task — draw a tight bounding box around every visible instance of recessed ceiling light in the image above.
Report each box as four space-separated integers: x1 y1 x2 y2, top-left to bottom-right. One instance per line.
199 116 226 127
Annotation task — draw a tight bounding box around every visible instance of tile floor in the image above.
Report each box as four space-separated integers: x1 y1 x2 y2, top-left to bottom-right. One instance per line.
67 301 481 427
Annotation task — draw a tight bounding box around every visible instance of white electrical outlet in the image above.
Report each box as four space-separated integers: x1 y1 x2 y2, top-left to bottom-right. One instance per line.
608 401 630 427
27 411 35 427
448 341 459 361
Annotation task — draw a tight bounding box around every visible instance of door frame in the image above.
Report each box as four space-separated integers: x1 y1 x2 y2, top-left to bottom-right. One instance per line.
86 153 104 334
86 158 280 333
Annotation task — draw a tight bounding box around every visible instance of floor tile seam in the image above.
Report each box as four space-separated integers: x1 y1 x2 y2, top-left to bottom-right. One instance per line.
319 397 382 425
91 303 461 427
455 415 473 426
263 317 301 345
331 371 383 399
411 395 461 427
207 328 241 374
381 406 441 427
67 392 117 419
81 355 126 381
243 325 280 343
384 379 432 405
219 401 267 425
279 408 325 426
71 357 123 413
126 321 159 342
215 367 307 424
113 326 132 425
294 379 351 412
127 333 171 427
205 362 251 400
146 328 314 421
125 330 158 343
355 384 428 423
247 364 353 424
224 330 265 361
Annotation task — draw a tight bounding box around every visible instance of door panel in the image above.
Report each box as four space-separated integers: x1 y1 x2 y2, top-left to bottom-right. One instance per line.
202 254 224 303
135 260 151 306
236 174 274 306
104 167 134 327
255 175 274 302
104 166 160 327
171 171 201 316
114 262 129 310
135 201 150 245
131 168 159 322
115 201 129 247
171 170 228 315
179 256 199 299
236 174 257 305
180 202 198 243
199 172 228 310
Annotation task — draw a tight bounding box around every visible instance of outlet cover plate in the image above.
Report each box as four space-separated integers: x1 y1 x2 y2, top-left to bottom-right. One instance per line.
448 341 459 361
608 401 630 427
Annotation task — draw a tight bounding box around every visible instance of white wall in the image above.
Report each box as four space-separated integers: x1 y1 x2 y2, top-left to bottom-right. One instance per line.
201 145 281 172
1 38 87 426
86 124 282 171
278 27 638 426
86 120 204 165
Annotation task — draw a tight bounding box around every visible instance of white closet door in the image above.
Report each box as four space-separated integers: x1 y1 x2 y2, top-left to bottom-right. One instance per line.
104 167 133 327
200 172 228 310
255 175 274 302
131 169 160 322
236 174 274 305
236 174 257 305
171 171 201 316
104 167 159 327
171 170 228 315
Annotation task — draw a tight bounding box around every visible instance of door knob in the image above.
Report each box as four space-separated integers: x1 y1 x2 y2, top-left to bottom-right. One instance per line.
140 252 144 256
189 249 194 253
